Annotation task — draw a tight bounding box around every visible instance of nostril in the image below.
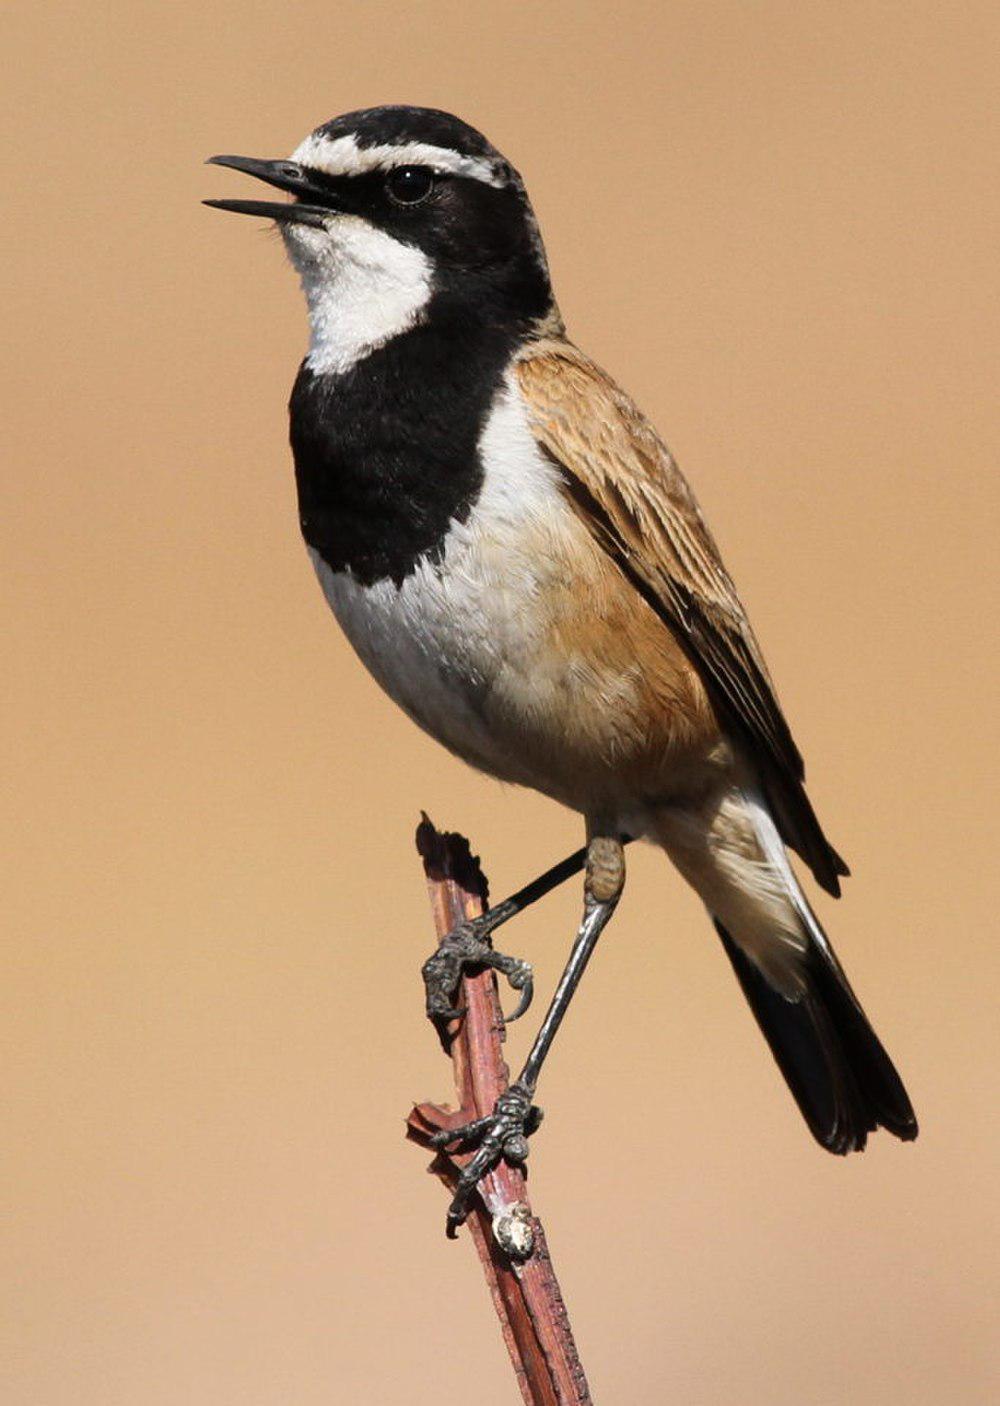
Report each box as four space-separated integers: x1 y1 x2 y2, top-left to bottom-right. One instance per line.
277 162 302 181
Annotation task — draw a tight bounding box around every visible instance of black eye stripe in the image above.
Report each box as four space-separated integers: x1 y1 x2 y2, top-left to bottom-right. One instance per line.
290 165 439 212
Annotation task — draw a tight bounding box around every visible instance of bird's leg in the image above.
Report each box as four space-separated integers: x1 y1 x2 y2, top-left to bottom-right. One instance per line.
422 844 589 1025
430 835 626 1236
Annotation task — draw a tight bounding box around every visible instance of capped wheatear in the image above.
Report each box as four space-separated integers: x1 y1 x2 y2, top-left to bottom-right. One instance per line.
206 105 917 1235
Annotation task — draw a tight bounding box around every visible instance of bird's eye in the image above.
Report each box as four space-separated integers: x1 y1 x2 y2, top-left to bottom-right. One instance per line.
385 165 435 206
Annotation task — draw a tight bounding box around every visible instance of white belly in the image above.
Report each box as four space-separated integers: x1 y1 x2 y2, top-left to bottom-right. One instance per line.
309 376 570 785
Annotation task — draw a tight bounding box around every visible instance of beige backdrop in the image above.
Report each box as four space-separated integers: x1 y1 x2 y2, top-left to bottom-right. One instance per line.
4 2 998 1402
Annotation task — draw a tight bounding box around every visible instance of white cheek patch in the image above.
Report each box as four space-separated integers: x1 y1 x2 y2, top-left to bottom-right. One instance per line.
278 126 508 374
291 130 504 187
282 216 433 376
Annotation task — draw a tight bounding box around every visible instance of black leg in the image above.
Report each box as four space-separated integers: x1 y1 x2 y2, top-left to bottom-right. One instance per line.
422 844 590 1025
431 836 626 1236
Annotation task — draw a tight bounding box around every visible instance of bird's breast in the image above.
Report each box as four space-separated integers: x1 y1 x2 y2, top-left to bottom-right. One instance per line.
308 375 724 809
308 377 576 784
290 318 517 587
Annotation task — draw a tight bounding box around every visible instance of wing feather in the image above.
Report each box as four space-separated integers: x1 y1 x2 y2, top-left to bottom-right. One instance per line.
517 339 847 895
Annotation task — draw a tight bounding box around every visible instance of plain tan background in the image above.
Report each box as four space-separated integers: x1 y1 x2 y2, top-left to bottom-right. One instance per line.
4 2 998 1402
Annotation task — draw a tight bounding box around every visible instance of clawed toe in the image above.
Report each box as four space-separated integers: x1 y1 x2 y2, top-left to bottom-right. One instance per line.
423 983 465 1023
501 961 534 1023
428 1113 496 1149
428 1082 542 1235
422 920 533 1027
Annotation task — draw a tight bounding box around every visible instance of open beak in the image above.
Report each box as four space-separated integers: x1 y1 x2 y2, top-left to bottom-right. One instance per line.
203 154 336 227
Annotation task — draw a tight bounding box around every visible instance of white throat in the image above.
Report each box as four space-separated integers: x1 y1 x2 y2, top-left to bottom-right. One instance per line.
282 216 433 376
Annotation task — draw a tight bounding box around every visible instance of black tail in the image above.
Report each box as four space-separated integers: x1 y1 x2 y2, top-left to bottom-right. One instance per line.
715 920 918 1154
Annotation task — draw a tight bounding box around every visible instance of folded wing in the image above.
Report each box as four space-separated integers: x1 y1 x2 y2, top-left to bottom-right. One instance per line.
516 339 848 896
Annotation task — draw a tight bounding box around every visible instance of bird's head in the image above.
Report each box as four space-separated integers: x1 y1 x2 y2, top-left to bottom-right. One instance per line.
206 106 558 373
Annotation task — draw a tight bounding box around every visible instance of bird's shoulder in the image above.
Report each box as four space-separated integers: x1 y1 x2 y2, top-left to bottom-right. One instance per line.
514 336 748 638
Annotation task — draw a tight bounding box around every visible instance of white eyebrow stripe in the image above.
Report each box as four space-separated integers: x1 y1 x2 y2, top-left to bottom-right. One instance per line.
290 131 505 187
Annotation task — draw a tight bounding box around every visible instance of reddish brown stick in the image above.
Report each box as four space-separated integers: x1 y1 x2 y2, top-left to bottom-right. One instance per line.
407 817 592 1406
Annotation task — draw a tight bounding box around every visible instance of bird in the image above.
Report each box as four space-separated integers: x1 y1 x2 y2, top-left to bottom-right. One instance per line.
206 104 917 1234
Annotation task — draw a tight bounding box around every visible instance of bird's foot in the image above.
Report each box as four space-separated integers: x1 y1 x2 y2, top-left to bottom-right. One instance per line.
422 918 533 1025
429 1082 543 1236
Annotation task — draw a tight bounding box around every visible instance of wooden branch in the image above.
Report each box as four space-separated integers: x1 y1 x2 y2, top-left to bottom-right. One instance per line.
407 817 593 1406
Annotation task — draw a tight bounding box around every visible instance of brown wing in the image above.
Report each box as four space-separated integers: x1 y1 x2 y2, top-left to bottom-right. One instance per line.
517 339 848 896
